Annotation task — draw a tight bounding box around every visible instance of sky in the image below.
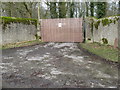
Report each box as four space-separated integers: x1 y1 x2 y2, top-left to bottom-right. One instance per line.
0 0 120 2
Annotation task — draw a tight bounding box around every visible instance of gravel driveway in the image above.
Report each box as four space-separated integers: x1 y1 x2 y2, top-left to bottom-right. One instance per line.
1 43 118 88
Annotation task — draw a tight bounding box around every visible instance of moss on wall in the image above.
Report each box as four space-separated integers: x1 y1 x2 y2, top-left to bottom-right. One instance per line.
87 16 119 30
114 16 119 21
102 18 110 26
1 16 37 29
89 18 94 35
113 17 119 24
101 17 119 26
94 20 101 29
35 34 41 40
109 19 112 23
102 38 108 44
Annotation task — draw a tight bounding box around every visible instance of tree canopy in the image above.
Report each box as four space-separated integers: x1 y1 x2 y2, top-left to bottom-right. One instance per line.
1 1 119 19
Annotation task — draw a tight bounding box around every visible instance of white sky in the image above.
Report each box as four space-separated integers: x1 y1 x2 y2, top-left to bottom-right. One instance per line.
1 0 120 2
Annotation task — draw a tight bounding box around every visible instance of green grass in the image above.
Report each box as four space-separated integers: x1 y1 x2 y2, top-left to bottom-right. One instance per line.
1 40 42 50
80 43 118 62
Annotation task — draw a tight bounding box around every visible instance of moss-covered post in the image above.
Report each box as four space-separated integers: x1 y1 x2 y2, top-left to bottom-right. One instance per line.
0 2 2 89
36 2 41 40
118 1 120 49
90 18 94 42
118 2 120 89
82 2 86 43
0 3 1 22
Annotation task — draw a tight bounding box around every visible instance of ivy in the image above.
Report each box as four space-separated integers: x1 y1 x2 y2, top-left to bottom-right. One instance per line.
89 18 94 34
109 19 112 23
101 17 119 26
102 18 109 26
114 17 119 21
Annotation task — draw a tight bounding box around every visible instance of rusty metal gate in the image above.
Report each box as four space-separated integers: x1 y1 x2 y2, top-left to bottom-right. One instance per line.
41 18 83 42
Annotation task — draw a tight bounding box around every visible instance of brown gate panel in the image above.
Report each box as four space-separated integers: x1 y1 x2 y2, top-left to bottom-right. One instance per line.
41 18 83 42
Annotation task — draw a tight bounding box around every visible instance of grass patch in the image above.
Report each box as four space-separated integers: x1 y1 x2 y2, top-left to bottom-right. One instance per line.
80 43 118 62
1 40 42 49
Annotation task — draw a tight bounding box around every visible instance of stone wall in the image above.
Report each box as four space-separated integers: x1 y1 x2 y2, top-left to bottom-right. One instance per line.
1 23 37 45
85 16 119 46
0 25 2 45
0 17 38 45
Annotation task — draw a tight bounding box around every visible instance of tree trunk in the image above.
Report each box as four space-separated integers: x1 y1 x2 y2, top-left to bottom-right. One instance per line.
90 2 94 17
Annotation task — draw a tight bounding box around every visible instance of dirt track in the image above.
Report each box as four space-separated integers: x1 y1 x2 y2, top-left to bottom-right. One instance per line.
1 43 118 88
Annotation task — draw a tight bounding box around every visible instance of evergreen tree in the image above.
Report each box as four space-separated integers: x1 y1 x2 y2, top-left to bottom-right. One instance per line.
69 2 75 18
49 2 58 18
85 2 89 17
96 2 107 18
58 2 67 18
118 1 120 15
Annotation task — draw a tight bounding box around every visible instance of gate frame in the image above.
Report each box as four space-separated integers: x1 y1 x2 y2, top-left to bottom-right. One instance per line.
40 18 84 42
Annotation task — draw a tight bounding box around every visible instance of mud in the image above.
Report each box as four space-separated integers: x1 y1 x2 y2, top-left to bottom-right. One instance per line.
1 43 118 88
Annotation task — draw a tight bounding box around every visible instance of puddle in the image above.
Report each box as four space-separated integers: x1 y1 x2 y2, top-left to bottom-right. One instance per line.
52 43 75 49
45 64 52 67
96 71 112 78
0 62 17 74
50 68 62 75
17 49 33 56
26 54 50 61
43 43 55 48
26 56 44 61
37 73 56 80
64 55 84 63
3 56 13 60
0 63 13 66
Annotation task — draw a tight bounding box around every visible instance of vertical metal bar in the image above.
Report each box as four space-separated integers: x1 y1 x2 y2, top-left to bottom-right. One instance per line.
50 19 51 42
42 20 44 42
83 12 86 43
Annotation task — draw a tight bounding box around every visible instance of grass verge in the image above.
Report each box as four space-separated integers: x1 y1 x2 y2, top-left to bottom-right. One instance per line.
1 40 42 50
80 43 118 62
